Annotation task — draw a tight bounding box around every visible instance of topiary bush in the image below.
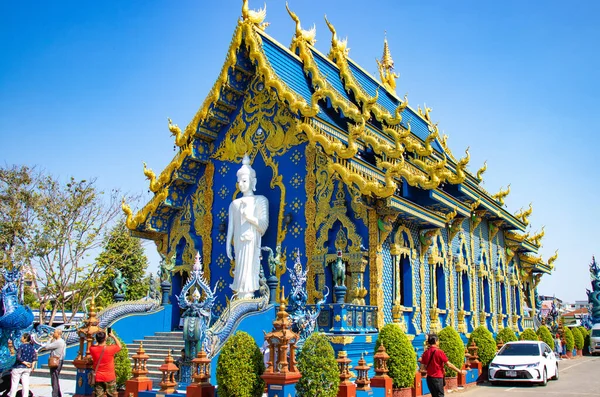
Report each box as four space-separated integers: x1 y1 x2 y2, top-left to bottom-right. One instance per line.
572 327 584 350
563 327 575 352
296 333 340 397
495 327 517 344
216 331 265 397
438 326 465 377
519 328 538 341
467 326 496 368
375 323 416 389
578 326 590 353
536 326 554 350
109 333 131 389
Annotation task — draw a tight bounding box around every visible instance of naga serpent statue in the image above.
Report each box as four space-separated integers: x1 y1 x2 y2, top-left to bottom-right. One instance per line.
587 256 600 324
0 265 34 373
287 250 328 349
176 252 217 383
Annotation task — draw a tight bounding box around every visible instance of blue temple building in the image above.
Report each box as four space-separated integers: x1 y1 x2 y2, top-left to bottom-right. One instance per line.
123 1 557 353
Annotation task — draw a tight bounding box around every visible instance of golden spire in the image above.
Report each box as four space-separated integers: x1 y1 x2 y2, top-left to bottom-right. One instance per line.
381 32 394 69
376 31 399 93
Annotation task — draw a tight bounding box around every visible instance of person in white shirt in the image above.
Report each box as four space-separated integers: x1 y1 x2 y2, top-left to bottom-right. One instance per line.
40 330 66 397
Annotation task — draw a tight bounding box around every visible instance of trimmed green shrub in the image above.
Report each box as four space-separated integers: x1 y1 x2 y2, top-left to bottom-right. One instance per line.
519 328 538 341
563 327 574 351
467 326 496 368
438 326 465 377
578 326 590 352
375 323 416 389
536 326 554 350
216 331 265 397
109 333 131 389
296 333 340 397
495 327 517 344
572 327 584 350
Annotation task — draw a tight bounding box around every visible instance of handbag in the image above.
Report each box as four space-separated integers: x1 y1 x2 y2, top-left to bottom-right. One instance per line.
89 346 106 386
48 355 60 369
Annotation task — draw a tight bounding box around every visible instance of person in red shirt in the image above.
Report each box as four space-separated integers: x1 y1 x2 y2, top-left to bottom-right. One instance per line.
419 334 466 397
90 330 122 397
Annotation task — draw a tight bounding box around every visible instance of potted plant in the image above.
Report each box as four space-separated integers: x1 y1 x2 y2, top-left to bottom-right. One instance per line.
106 332 131 397
467 326 496 382
375 323 416 397
216 331 265 397
563 327 574 358
519 328 538 341
577 326 590 355
536 326 555 351
572 327 584 356
295 333 340 397
495 327 517 345
438 326 464 391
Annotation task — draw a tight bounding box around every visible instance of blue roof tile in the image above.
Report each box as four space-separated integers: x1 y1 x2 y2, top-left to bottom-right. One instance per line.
310 49 352 102
261 35 313 104
347 60 443 153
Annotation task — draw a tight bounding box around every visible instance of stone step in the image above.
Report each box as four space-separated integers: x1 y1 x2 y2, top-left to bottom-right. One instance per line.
34 330 185 382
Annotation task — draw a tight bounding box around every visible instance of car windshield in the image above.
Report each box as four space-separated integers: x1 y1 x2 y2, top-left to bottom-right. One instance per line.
592 330 600 337
498 343 540 356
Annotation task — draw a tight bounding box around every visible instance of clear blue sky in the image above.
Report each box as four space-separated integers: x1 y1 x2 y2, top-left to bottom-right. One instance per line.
1 1 598 303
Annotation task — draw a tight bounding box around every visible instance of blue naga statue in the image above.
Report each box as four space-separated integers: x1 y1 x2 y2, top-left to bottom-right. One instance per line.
286 250 328 348
176 252 216 383
0 265 34 373
586 256 600 324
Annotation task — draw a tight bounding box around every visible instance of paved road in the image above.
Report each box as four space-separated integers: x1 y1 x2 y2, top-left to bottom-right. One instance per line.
461 356 600 397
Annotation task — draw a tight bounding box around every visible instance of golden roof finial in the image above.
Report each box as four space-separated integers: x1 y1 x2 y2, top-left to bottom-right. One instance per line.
381 31 394 69
376 31 399 93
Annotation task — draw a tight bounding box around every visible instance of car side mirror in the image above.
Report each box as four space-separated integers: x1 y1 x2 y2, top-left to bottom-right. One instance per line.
543 352 549 357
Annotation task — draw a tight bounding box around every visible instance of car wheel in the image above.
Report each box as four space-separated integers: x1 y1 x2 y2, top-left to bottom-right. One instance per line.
540 368 547 386
551 364 559 380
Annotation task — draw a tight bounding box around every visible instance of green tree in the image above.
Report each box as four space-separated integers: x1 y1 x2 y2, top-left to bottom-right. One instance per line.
496 327 518 344
467 326 496 367
563 327 574 351
519 328 538 341
536 326 554 350
571 327 584 350
296 333 339 397
109 332 131 388
0 165 41 274
0 165 127 325
439 326 465 377
216 331 265 397
94 220 149 307
375 323 416 389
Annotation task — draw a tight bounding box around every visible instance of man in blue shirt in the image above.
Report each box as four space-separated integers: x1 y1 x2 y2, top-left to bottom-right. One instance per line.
9 333 37 397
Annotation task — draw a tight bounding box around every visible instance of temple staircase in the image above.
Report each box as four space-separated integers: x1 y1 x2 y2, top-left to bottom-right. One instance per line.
34 331 184 384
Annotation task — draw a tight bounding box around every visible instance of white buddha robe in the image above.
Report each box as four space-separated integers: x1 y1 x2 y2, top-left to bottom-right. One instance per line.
228 195 269 297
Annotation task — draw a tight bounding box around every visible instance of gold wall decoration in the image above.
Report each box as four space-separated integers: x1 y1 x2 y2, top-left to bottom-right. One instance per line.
193 163 215 279
305 145 318 303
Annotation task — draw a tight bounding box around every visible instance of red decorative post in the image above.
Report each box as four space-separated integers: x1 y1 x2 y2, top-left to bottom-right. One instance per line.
186 348 215 397
371 345 392 393
467 341 482 375
261 288 302 397
73 299 101 397
125 342 153 397
158 350 179 394
354 354 371 392
336 351 356 397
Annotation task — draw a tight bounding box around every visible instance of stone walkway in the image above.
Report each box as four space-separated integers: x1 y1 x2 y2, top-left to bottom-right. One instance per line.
27 375 76 397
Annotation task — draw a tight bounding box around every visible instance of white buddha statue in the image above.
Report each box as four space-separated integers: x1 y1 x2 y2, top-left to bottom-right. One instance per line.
226 154 269 299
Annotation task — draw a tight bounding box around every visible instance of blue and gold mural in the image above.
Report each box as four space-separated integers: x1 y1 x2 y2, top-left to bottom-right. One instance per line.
123 1 556 349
